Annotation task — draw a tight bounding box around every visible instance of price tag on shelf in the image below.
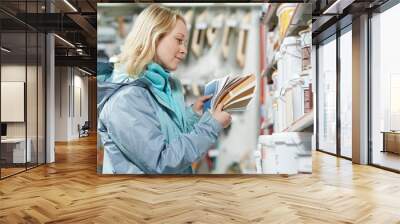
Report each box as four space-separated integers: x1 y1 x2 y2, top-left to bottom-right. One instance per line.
241 23 252 30
211 20 223 28
226 19 238 27
195 22 208 30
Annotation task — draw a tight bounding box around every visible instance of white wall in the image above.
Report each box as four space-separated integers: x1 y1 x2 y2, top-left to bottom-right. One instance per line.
72 72 89 138
55 67 89 141
1 65 36 137
55 66 67 141
1 64 46 164
1 66 26 134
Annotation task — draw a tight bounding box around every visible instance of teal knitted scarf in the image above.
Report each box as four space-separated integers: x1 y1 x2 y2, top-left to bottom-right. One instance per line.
142 62 186 131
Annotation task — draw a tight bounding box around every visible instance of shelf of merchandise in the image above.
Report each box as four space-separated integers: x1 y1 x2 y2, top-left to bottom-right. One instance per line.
282 110 313 132
276 3 311 49
261 3 279 27
208 149 219 158
262 3 311 79
300 69 312 76
263 52 278 78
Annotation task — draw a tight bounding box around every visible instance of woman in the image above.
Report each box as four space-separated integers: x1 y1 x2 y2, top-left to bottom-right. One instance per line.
98 4 231 174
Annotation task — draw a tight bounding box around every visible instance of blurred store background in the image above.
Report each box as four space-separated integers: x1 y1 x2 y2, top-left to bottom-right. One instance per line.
97 3 312 174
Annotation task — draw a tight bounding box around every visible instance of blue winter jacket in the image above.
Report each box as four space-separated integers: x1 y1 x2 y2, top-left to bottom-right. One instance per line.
97 63 222 174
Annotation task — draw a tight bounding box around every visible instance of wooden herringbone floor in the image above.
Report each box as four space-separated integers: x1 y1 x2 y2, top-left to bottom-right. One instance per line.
1 135 400 224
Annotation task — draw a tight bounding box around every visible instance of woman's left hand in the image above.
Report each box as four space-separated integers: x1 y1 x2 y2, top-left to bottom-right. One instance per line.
193 95 213 116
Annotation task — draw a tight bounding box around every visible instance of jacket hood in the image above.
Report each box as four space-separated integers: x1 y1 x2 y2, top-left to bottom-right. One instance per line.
97 62 149 115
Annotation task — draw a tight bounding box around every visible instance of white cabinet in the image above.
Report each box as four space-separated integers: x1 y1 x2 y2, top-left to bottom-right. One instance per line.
1 138 32 163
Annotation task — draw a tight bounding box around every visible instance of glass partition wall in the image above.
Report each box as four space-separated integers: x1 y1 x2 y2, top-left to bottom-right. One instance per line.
317 35 337 155
0 1 46 179
316 26 353 159
316 0 400 172
339 27 352 159
370 2 400 172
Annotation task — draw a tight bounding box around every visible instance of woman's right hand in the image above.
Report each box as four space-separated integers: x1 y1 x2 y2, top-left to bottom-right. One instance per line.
212 103 231 128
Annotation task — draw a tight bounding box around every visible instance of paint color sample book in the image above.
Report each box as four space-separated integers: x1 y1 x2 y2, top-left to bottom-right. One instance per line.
203 74 256 112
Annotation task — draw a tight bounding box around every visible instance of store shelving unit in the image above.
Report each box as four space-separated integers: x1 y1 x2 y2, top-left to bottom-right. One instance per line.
260 3 313 134
278 3 311 48
282 111 314 132
262 3 312 78
253 3 315 174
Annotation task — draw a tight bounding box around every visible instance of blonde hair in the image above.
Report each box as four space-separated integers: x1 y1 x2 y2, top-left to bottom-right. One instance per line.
117 4 185 78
